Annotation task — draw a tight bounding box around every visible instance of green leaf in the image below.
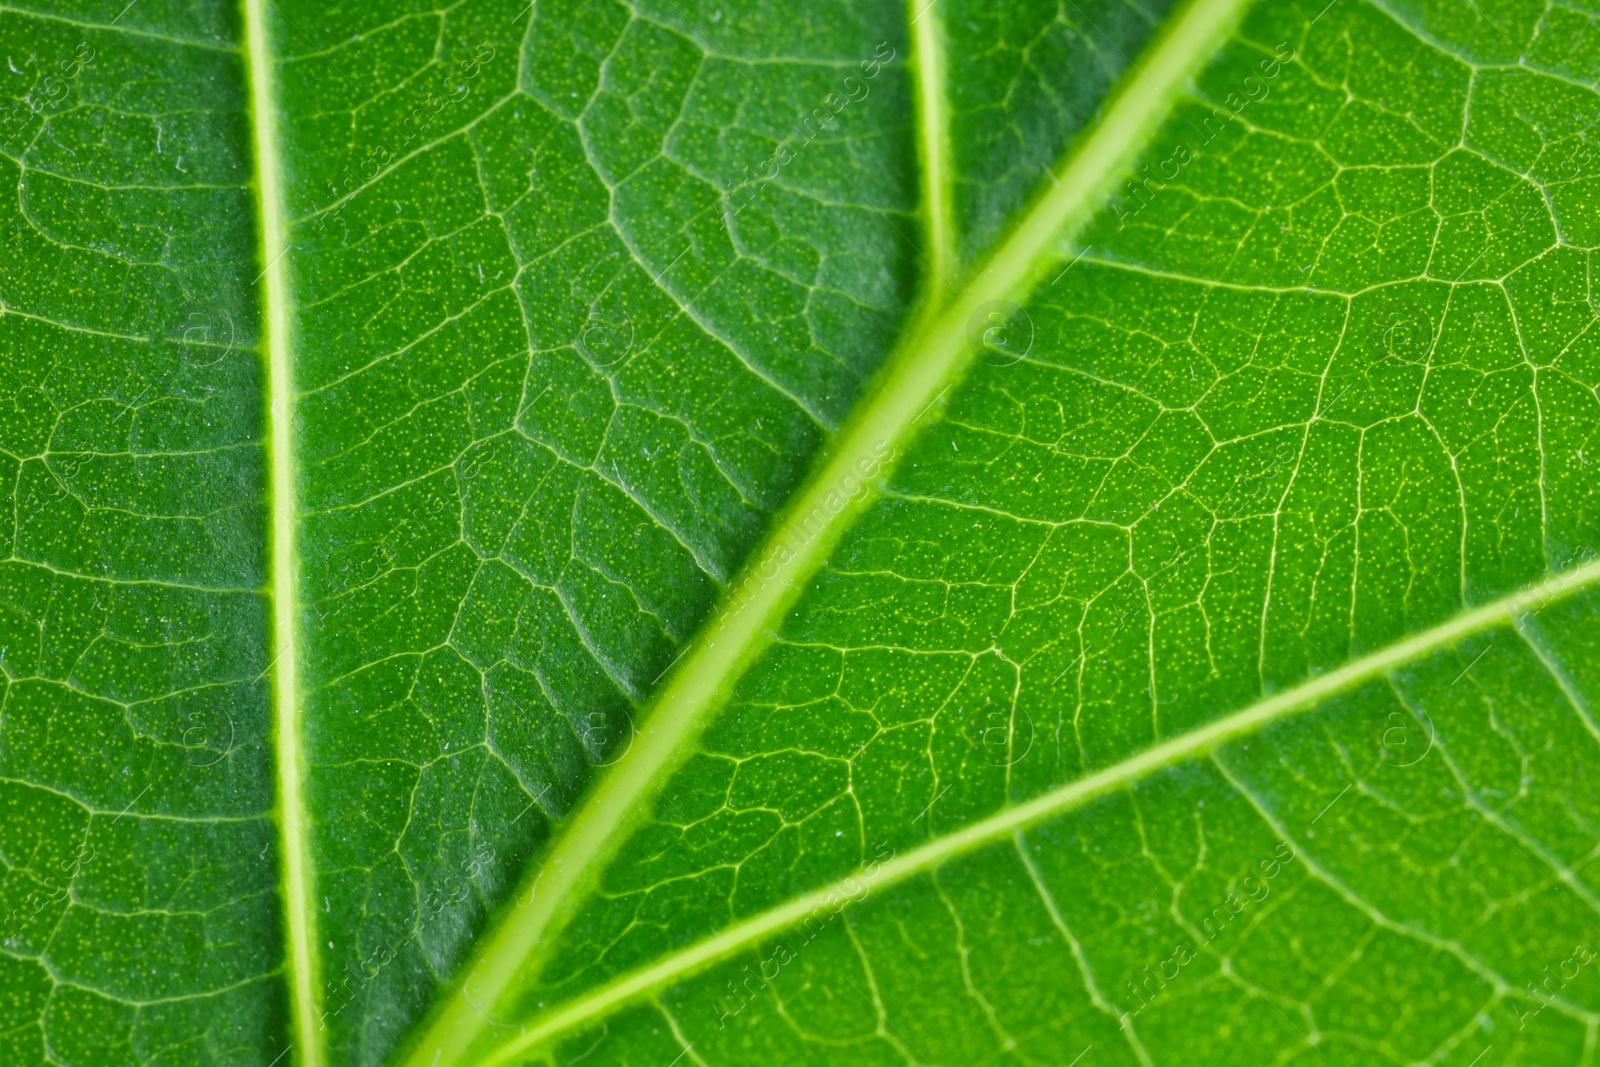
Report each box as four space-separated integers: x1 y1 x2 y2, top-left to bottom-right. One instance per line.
5 0 1600 1066
261 2 928 1062
402 0 1600 1065
3 0 1158 1060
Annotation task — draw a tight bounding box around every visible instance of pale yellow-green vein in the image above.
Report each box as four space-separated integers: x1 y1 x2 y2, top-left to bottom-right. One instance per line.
244 1 322 1063
909 0 955 288
477 555 1600 1065
399 1 1251 1064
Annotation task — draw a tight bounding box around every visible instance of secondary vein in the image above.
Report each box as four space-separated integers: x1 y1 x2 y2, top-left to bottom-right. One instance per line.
476 554 1600 1064
244 1 322 1064
401 1 1251 1064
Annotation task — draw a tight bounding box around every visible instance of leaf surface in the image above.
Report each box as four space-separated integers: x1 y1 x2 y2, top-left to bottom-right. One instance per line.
5 0 1600 1066
269 1 921 1061
406 1 1600 1065
0 7 281 1065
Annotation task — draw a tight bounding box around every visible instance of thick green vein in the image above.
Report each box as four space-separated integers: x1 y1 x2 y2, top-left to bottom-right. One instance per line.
244 0 321 1064
475 555 1600 1064
908 0 954 288
397 1 1252 1064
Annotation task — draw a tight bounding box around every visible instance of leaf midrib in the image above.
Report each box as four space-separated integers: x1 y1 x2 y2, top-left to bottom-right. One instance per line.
400 1 1253 1063
477 555 1600 1064
243 1 321 1065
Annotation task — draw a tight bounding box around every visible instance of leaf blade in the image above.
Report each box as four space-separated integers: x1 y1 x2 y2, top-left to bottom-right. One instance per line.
444 0 1600 1062
0 6 284 1064
269 1 925 1062
474 552 1600 1064
409 0 1255 1061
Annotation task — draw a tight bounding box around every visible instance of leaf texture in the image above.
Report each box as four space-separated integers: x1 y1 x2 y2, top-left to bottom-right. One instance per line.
272 1 911 1061
4 0 1600 1065
411 0 1600 1065
0 6 282 1065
